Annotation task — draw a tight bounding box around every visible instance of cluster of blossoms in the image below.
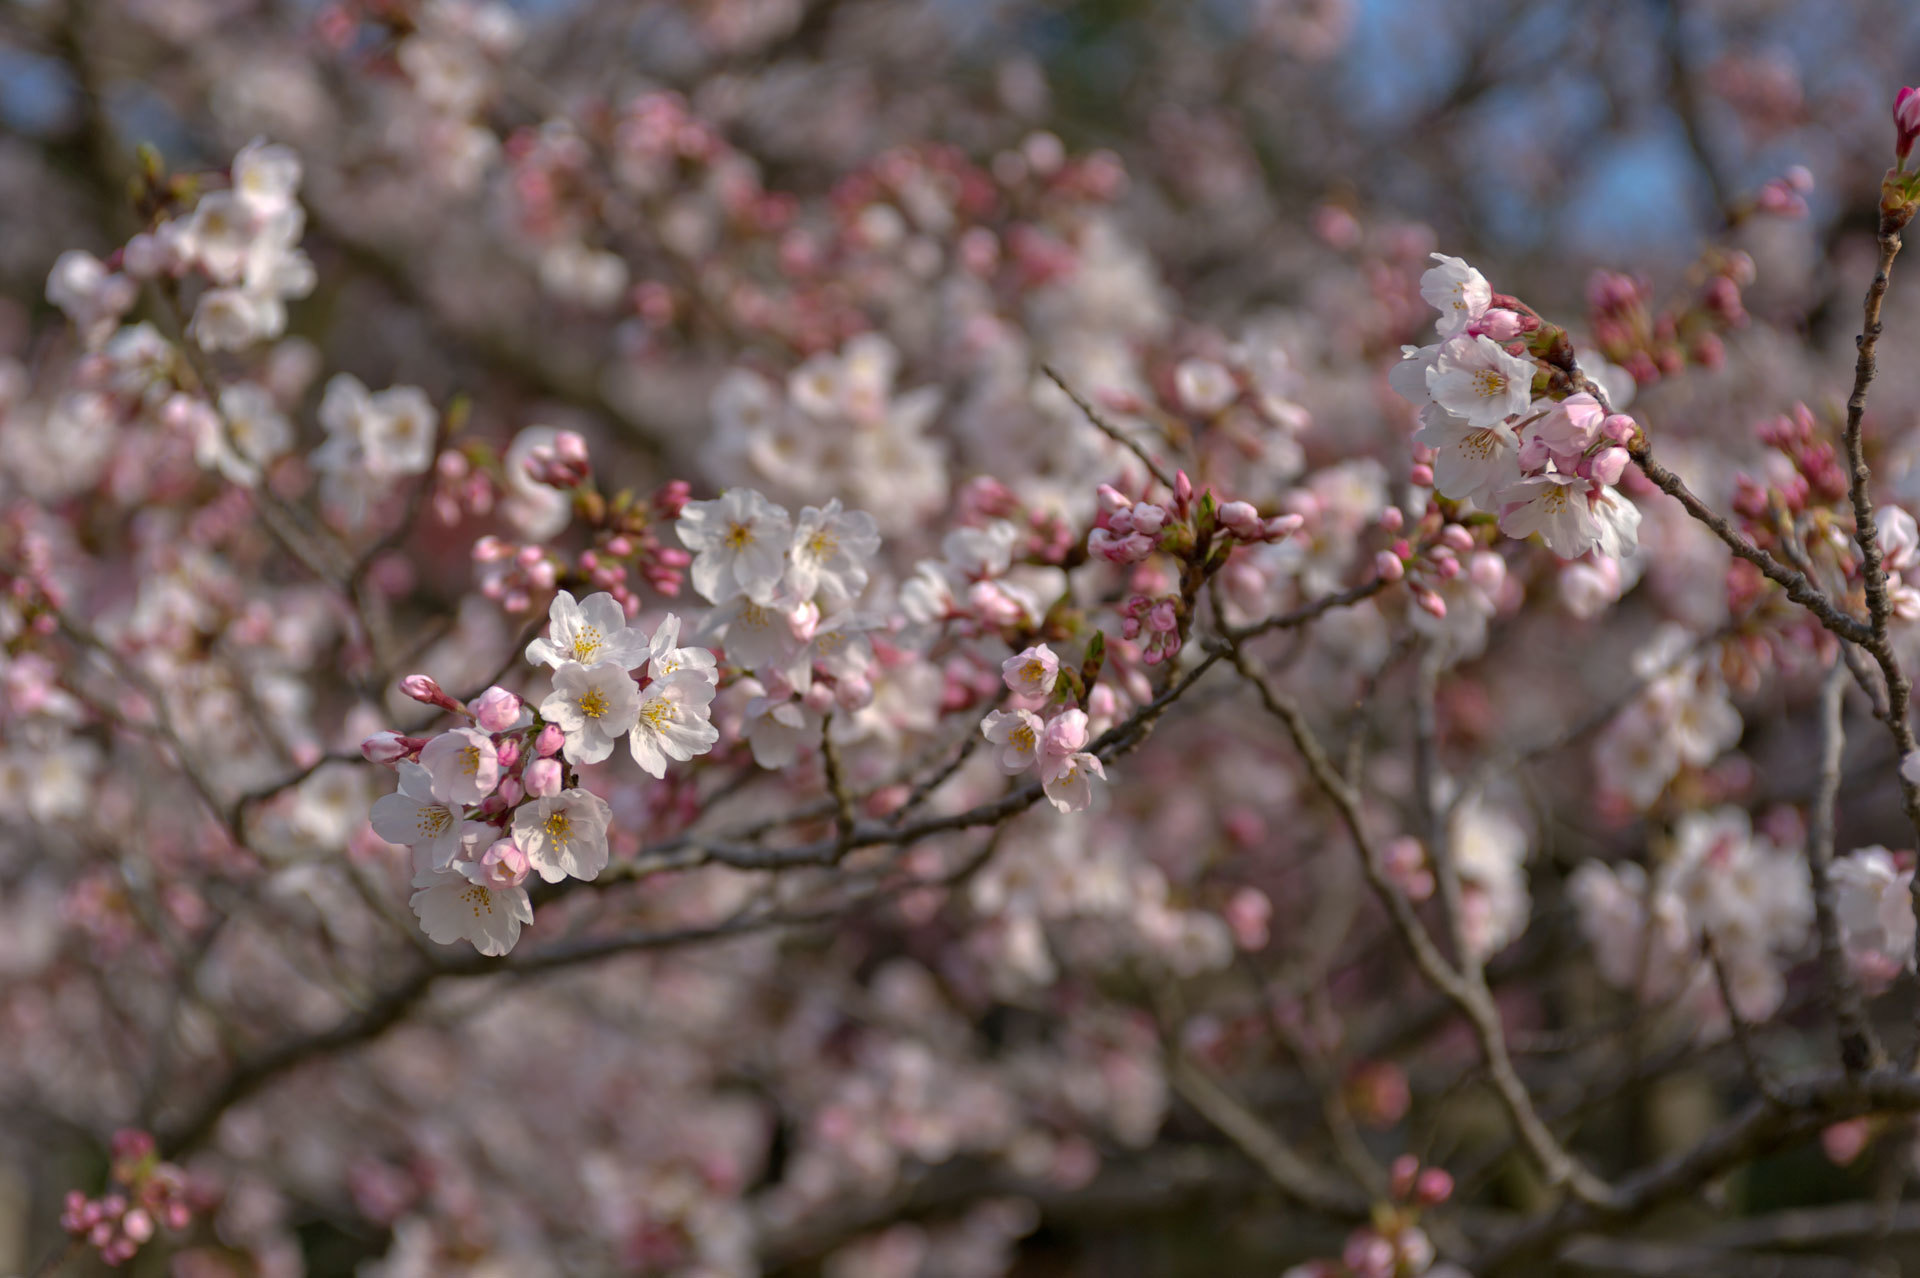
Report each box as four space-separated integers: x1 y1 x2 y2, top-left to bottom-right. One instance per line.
1569 807 1812 1035
60 1130 194 1267
368 588 718 955
675 488 886 767
1592 626 1744 811
1282 1157 1464 1278
1391 254 1642 561
50 140 315 354
980 645 1107 813
1832 842 1916 991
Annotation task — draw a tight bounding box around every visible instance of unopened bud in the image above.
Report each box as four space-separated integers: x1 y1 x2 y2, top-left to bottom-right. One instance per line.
534 723 564 757
1218 500 1262 539
470 686 523 733
1374 550 1406 582
399 674 464 715
524 757 563 797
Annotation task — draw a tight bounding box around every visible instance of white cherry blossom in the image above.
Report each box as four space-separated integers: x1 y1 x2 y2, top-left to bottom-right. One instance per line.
370 760 466 869
540 661 643 765
513 788 613 883
1425 334 1535 428
629 673 721 777
677 488 794 603
525 590 650 670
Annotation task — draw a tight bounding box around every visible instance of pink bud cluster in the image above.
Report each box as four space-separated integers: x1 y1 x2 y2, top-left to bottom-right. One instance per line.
1119 594 1181 664
1090 485 1170 564
61 1130 193 1268
372 678 554 817
1283 1157 1454 1278
1587 251 1753 385
1732 403 1849 524
473 481 691 614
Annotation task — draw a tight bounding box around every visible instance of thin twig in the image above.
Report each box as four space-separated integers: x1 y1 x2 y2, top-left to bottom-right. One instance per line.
1807 656 1883 1073
1042 363 1177 490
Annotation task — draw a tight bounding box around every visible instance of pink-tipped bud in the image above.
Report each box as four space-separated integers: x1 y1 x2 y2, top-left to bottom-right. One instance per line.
1379 507 1405 533
525 757 563 797
1440 524 1474 553
470 686 524 733
802 682 836 714
400 674 464 715
1414 1167 1454 1205
1131 503 1168 536
1173 470 1193 514
1261 514 1304 541
1474 307 1525 341
1601 413 1637 445
1410 462 1434 488
1414 588 1446 618
836 674 874 711
1588 446 1630 487
360 731 415 764
1897 87 1920 164
534 723 565 757
1390 1155 1421 1200
1096 483 1131 515
1374 550 1406 582
1218 500 1262 539
554 430 590 464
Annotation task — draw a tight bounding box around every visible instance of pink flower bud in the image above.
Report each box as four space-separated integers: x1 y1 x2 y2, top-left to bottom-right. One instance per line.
1260 514 1304 541
1602 413 1637 445
1379 507 1404 533
554 430 590 464
1042 709 1089 757
802 682 836 713
121 1209 154 1244
1414 1167 1454 1205
1218 500 1261 539
524 757 563 797
1897 86 1920 163
1130 503 1167 535
1474 307 1525 341
399 674 464 715
1174 469 1193 513
470 686 523 733
360 731 413 764
1374 550 1405 582
1390 1154 1420 1200
1096 483 1131 515
1588 446 1630 487
1440 524 1474 553
534 723 565 757
1410 462 1434 487
1414 588 1446 618
836 674 874 711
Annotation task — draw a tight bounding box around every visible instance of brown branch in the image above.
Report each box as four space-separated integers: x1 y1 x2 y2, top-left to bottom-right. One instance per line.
1474 1069 1920 1273
1165 1055 1371 1220
1216 635 1616 1208
1627 437 1871 646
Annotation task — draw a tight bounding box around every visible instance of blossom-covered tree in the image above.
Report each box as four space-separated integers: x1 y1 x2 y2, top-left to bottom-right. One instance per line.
13 3 1920 1275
